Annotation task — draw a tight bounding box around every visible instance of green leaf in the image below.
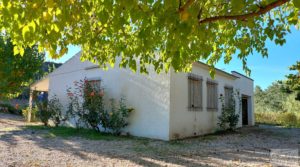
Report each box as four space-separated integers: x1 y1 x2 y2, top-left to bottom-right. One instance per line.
13 46 20 55
22 25 30 40
0 0 297 77
0 34 44 99
232 0 245 11
52 24 60 32
209 68 216 79
19 47 24 56
293 0 300 8
29 21 36 32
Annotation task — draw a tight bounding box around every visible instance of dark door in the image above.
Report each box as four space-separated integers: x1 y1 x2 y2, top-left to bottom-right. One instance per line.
242 98 248 125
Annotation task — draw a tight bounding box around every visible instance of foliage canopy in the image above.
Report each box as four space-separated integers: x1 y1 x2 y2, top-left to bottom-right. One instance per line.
0 34 44 99
0 0 299 75
286 61 300 100
255 81 300 113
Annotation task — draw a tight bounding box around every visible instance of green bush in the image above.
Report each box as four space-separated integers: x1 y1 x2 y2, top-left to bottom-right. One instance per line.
67 79 104 131
105 98 134 135
48 96 64 127
36 96 63 126
0 103 22 115
37 101 52 126
283 94 300 112
218 91 240 131
279 112 298 127
66 79 133 135
22 106 39 122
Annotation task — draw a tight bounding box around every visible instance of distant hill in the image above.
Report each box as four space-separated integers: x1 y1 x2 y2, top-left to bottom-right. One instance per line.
41 61 62 73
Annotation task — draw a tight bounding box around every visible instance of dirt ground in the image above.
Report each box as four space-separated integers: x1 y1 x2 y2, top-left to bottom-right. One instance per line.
0 112 299 167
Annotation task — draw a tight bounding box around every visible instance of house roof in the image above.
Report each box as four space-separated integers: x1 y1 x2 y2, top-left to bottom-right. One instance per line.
195 61 240 80
231 71 254 81
30 76 49 91
35 51 249 84
29 51 82 91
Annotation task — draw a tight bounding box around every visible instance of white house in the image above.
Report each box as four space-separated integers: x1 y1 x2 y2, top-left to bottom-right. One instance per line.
30 52 254 140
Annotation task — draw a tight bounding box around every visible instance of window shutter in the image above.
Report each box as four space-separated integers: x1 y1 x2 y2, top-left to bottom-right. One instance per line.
224 87 233 109
188 73 202 111
195 80 202 109
207 81 218 111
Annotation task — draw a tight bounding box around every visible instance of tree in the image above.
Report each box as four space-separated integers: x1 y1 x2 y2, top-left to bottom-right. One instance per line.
254 82 289 112
254 85 266 112
254 80 300 113
0 0 299 75
286 61 300 100
0 34 44 99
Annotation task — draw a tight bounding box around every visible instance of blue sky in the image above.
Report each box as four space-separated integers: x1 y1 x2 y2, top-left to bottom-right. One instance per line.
46 27 300 90
216 27 300 89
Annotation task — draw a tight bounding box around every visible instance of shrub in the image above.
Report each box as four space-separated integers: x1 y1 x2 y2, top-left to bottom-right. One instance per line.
67 79 105 131
105 98 133 135
82 80 105 131
279 112 298 127
22 105 39 122
37 101 52 126
48 96 64 127
36 96 63 126
283 94 300 112
66 79 133 134
0 103 22 115
218 90 240 131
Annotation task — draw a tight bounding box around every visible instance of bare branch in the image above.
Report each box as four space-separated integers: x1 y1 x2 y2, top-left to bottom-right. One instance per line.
199 0 289 24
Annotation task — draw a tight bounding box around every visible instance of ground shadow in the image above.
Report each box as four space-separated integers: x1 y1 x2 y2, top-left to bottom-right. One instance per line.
1 113 300 166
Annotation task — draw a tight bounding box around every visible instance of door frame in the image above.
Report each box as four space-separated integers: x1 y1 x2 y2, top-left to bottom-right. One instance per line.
242 95 249 126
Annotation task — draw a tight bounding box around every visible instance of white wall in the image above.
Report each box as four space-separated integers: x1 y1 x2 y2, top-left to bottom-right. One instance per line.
169 63 239 140
232 72 255 126
48 53 171 140
48 52 254 140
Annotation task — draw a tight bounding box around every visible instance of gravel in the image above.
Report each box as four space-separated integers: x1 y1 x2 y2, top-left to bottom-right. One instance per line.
0 112 300 167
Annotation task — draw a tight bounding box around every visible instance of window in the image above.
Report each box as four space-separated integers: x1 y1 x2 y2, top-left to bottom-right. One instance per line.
188 73 203 111
224 86 234 109
206 80 218 111
87 80 101 91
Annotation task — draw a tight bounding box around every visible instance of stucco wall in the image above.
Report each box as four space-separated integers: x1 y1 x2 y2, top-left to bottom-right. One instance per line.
48 53 171 140
169 63 240 140
232 72 255 126
47 52 254 140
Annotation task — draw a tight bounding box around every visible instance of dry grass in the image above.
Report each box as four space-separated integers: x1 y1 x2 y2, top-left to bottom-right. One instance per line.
255 111 300 127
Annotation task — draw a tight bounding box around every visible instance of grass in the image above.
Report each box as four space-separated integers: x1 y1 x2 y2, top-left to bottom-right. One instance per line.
200 135 218 141
255 111 300 128
24 125 131 141
24 125 177 155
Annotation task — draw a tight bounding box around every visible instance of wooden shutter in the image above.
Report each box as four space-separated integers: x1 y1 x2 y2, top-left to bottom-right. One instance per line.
224 87 233 109
207 81 218 111
188 74 202 111
194 80 202 109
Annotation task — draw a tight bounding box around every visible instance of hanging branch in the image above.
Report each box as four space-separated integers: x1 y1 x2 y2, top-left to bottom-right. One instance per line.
198 0 289 24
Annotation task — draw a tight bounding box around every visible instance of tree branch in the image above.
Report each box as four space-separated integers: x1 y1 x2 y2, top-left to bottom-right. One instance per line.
198 0 290 24
179 0 195 12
